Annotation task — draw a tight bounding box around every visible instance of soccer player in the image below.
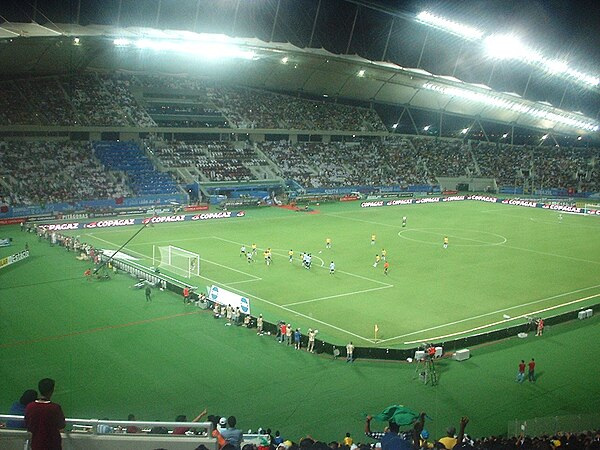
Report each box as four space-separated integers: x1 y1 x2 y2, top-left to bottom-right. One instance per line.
246 251 253 263
381 249 387 261
373 254 380 268
240 245 246 257
559 213 563 221
326 238 332 249
329 261 335 275
402 216 407 227
383 260 389 275
264 249 270 266
288 249 294 263
371 234 376 245
306 253 312 269
443 236 449 249
251 243 257 255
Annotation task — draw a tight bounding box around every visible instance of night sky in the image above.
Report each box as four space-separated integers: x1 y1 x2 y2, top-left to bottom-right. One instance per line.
1 0 599 116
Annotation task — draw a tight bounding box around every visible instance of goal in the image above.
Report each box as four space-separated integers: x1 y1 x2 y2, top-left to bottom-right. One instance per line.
154 245 200 278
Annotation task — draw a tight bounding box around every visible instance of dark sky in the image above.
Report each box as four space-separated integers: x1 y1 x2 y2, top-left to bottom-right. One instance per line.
2 0 599 115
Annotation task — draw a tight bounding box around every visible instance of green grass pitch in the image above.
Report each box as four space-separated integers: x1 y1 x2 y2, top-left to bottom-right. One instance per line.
2 200 600 440
75 200 600 347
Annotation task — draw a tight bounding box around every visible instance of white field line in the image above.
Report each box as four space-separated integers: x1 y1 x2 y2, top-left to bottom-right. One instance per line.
85 234 373 343
85 234 262 280
227 279 263 285
402 292 600 345
284 285 394 307
376 283 600 345
500 243 600 266
212 236 393 287
398 228 506 246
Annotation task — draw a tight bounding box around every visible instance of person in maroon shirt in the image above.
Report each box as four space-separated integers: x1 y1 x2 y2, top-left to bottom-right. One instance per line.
528 358 536 382
25 378 66 450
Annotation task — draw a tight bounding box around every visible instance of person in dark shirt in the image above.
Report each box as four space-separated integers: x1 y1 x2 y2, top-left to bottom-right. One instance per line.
25 378 66 450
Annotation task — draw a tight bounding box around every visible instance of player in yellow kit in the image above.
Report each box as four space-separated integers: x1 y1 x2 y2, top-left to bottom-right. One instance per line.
326 238 332 249
373 254 381 268
288 249 294 263
443 236 448 249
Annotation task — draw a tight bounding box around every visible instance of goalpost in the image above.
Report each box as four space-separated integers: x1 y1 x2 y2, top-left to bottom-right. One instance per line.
153 245 200 278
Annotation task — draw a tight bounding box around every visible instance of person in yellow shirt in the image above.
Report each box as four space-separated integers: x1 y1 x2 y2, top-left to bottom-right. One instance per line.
443 236 449 249
288 249 294 263
264 250 270 266
252 243 257 255
371 234 376 245
343 433 353 446
381 249 387 260
373 254 380 268
326 238 332 249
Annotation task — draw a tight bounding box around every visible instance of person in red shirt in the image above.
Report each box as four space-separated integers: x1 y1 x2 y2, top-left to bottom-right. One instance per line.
536 318 544 336
25 378 66 450
172 408 207 435
516 360 526 383
183 287 190 305
528 358 536 382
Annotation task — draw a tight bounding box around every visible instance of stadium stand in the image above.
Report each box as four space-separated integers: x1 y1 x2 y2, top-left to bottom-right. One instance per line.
94 141 179 195
0 140 131 206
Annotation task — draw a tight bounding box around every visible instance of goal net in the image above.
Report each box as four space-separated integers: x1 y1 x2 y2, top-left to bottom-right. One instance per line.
154 245 200 278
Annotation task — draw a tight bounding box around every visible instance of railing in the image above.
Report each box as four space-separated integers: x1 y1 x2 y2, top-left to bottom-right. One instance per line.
0 415 216 450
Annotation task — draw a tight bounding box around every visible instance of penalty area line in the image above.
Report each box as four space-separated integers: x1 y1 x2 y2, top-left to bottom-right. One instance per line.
284 285 394 307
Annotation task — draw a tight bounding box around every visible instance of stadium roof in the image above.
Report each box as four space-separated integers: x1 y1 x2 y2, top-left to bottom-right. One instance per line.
0 22 598 135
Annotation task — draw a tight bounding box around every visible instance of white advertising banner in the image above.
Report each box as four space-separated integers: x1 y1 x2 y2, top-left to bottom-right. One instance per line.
208 285 251 315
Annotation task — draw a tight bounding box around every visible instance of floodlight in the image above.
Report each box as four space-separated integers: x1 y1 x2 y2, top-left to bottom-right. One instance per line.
423 125 431 131
73 37 80 45
577 136 583 141
541 134 548 140
281 56 288 64
502 133 509 139
113 38 130 46
484 34 542 61
416 11 484 40
421 82 599 132
358 69 365 77
545 59 568 74
461 128 469 134
392 123 398 129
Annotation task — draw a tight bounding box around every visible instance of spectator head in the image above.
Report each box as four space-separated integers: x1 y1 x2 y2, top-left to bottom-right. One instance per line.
227 415 237 428
446 426 456 437
222 444 237 450
242 444 257 450
128 414 136 421
219 417 228 427
388 421 400 433
20 389 37 405
38 378 55 398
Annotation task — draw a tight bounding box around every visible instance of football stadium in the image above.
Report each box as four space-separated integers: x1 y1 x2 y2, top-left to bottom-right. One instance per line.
1 1 600 449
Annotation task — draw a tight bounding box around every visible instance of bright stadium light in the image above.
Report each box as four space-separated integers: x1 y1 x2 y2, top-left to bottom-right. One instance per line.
484 34 542 61
357 69 366 77
130 38 256 60
422 82 599 132
113 38 130 46
423 125 431 131
541 134 548 140
416 11 484 40
461 128 469 134
281 56 288 64
502 133 509 139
